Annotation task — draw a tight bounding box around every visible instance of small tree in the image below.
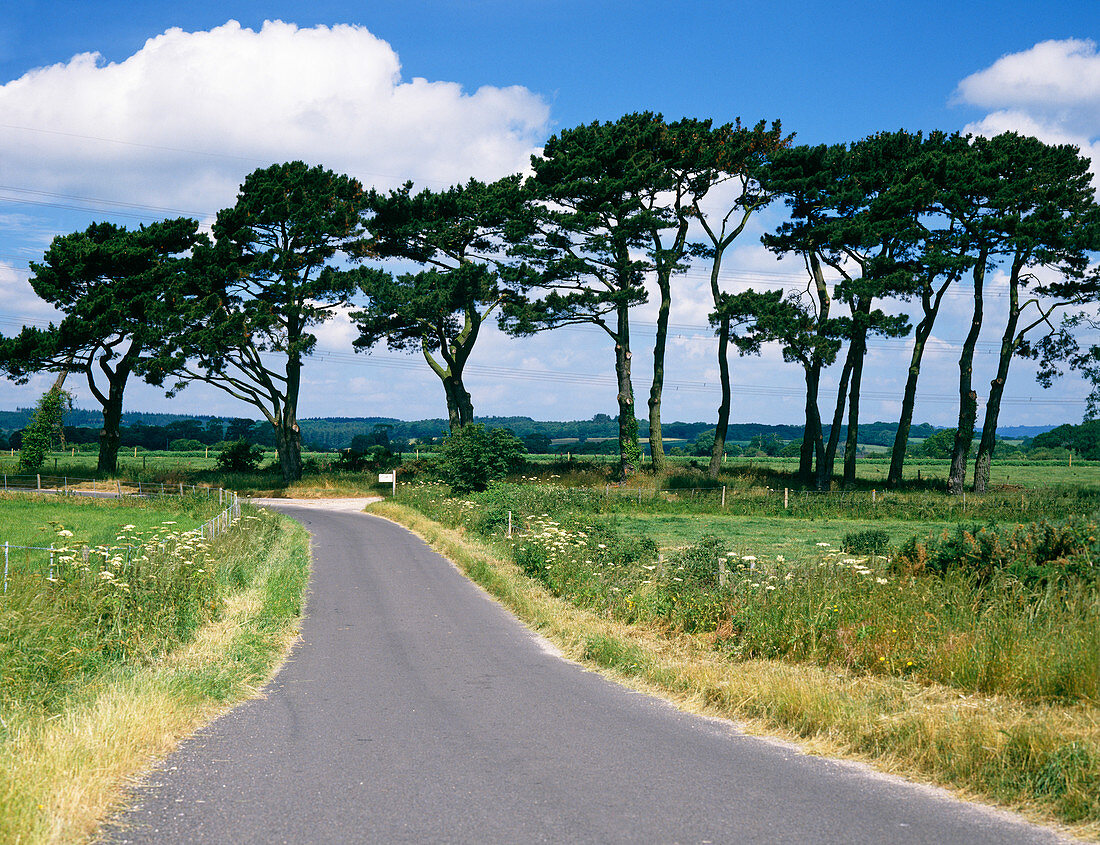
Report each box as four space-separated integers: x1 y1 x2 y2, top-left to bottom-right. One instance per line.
19 387 71 471
438 424 526 494
215 439 265 473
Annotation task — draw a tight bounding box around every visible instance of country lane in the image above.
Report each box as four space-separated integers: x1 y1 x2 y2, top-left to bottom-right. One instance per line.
99 502 1071 844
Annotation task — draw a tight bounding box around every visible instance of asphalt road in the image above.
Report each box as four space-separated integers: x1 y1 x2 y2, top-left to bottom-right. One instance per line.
100 503 1070 844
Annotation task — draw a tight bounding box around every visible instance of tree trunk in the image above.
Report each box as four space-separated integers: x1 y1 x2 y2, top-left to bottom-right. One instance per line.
973 377 1004 494
887 277 948 489
275 349 304 483
648 277 672 473
614 305 640 479
818 348 854 491
973 260 1022 494
842 316 869 489
887 327 932 489
442 372 474 431
274 419 303 484
948 255 986 495
801 365 824 487
802 254 831 488
98 392 123 475
708 313 732 479
442 378 462 431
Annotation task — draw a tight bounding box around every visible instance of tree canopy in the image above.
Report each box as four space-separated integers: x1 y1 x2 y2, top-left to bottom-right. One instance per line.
145 161 369 482
0 218 202 472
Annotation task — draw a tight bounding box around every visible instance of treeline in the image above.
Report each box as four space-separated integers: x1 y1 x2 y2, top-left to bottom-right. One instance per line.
4 405 1058 456
1 116 1097 489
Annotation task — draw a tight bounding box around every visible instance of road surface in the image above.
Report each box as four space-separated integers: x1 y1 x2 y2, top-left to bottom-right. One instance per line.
101 501 1069 844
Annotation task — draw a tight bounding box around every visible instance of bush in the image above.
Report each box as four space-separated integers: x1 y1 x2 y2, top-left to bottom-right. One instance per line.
169 438 205 452
438 424 526 494
216 438 264 472
892 519 1100 585
843 529 891 555
19 387 71 471
331 445 397 472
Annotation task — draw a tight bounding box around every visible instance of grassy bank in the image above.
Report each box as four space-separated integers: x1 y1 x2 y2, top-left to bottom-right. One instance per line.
0 501 310 844
373 484 1100 838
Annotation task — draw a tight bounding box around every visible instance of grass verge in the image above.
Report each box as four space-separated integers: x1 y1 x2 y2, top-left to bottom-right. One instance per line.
0 506 310 844
370 499 1099 841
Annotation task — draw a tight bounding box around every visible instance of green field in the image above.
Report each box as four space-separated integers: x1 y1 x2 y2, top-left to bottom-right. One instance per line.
608 513 957 563
0 493 217 550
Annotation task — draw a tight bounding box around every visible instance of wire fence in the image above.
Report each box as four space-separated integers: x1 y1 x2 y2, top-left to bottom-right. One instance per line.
1 480 242 593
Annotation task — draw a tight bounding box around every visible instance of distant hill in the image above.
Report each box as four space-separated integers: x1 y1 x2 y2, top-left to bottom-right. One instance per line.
995 425 1060 438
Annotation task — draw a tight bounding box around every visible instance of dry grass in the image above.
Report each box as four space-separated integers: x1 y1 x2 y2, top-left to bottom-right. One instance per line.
371 500 1100 842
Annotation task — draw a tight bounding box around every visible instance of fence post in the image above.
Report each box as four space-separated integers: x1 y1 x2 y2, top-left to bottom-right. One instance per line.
37 474 41 491
180 482 184 496
3 541 7 593
64 477 68 494
784 488 789 509
721 486 726 509
116 480 122 496
507 510 513 539
49 545 55 580
872 489 877 505
718 558 728 588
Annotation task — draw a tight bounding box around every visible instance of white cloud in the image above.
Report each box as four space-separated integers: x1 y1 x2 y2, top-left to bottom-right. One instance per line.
0 20 549 214
955 39 1100 184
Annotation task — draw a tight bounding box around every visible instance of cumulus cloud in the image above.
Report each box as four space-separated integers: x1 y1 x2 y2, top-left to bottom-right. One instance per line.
955 39 1100 183
0 19 549 215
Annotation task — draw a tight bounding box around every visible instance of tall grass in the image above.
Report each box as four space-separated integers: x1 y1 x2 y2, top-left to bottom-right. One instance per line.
398 481 1099 706
0 504 310 844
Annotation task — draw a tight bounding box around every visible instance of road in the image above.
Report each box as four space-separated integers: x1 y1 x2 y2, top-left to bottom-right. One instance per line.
101 501 1069 844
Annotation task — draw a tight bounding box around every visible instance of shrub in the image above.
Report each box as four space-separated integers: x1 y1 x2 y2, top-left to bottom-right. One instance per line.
19 387 71 471
843 529 891 555
438 424 526 495
216 438 264 472
892 518 1100 584
331 445 397 472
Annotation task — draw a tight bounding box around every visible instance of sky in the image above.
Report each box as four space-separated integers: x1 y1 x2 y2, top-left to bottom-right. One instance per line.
0 1 1098 428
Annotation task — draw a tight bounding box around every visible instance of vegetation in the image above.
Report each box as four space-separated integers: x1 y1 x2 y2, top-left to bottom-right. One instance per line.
0 494 310 843
145 161 370 483
437 424 526 494
353 176 534 430
0 219 203 473
18 386 71 471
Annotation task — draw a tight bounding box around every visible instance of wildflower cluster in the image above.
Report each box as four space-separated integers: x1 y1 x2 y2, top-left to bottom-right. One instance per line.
37 515 242 657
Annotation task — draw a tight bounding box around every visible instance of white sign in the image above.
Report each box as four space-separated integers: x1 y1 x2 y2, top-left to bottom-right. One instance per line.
378 473 394 483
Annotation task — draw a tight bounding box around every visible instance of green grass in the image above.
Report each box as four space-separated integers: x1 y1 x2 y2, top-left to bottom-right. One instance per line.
608 513 958 564
0 492 218 549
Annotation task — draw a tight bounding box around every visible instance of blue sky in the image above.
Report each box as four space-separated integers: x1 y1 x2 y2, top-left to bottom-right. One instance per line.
0 2 1098 427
